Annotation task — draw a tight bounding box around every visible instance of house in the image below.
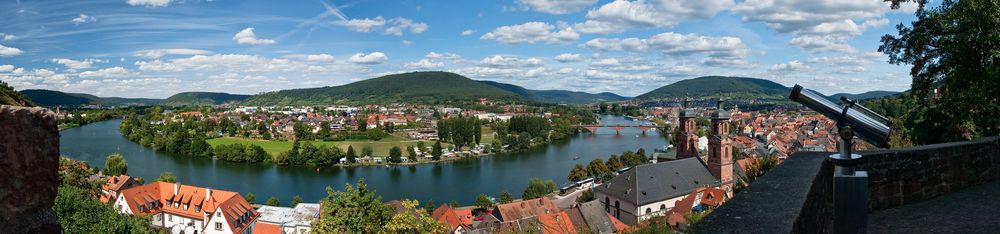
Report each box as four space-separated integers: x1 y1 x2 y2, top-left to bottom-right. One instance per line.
100 175 141 204
252 203 320 234
491 197 560 222
112 182 258 234
432 205 471 233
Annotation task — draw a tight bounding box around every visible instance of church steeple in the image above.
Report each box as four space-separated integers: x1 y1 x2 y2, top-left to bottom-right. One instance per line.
708 98 734 196
675 98 699 159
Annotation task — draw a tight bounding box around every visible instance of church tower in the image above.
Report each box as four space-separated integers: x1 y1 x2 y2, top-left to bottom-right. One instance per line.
708 99 734 196
675 99 699 159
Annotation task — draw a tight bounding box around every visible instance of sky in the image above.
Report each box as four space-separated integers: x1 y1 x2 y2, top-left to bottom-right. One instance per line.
0 0 926 98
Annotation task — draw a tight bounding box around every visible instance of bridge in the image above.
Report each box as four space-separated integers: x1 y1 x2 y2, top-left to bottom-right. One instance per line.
575 124 665 135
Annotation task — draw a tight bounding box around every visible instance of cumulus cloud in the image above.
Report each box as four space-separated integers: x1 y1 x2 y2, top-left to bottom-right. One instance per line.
133 49 212 58
769 60 814 72
72 14 96 25
518 0 597 14
574 0 734 34
733 0 890 34
481 22 579 45
79 67 136 78
0 33 15 41
305 54 335 63
582 32 748 58
0 64 14 72
479 55 543 68
136 54 366 73
126 0 172 7
51 58 97 70
461 30 475 36
426 52 461 60
232 28 276 45
789 35 854 53
404 59 445 70
336 17 428 36
554 53 583 63
0 44 24 56
349 52 388 64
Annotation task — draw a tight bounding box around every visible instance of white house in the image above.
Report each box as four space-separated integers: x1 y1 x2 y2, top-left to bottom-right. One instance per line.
113 182 258 234
254 203 320 234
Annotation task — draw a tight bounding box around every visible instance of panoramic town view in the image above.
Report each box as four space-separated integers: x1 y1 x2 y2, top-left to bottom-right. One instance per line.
1 0 998 233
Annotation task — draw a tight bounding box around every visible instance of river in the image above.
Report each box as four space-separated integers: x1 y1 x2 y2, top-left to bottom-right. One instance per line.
59 115 667 205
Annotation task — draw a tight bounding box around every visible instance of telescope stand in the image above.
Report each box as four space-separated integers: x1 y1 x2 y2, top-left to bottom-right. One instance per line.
831 126 868 234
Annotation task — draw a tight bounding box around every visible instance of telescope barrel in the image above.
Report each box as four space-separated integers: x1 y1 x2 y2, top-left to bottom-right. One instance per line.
790 85 892 148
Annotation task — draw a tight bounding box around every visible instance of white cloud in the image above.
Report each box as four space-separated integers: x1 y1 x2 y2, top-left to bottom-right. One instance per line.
349 52 388 64
733 0 890 34
72 14 96 25
574 0 734 34
401 40 413 45
582 32 748 58
461 30 475 36
336 17 387 32
590 58 620 67
404 59 445 70
79 67 136 78
789 35 855 53
0 65 14 72
336 17 428 36
481 22 579 45
554 53 583 63
426 52 461 60
136 54 367 73
305 54 335 63
51 58 96 70
518 0 597 14
0 33 15 41
232 28 276 45
133 49 212 58
769 60 813 72
126 0 172 7
0 44 24 56
479 55 543 67
384 18 428 36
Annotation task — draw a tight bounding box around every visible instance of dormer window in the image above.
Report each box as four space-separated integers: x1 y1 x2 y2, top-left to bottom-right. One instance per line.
195 205 201 213
184 204 189 210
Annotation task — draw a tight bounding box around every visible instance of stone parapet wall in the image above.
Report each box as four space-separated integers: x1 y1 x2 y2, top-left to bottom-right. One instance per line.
0 105 62 233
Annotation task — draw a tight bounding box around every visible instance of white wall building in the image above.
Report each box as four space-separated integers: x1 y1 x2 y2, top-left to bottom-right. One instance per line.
113 182 258 234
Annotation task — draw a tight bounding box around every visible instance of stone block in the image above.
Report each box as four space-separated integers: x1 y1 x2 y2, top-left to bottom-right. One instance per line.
0 105 61 233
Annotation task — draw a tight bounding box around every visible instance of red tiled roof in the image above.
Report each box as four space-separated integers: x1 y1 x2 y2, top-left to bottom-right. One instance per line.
493 198 560 222
538 211 576 234
117 182 258 234
432 205 465 232
252 222 281 234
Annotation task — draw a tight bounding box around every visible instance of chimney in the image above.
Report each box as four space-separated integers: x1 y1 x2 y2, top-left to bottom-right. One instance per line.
174 183 181 196
205 187 212 201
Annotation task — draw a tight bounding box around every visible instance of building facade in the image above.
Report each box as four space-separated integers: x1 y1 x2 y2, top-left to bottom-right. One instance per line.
113 182 258 234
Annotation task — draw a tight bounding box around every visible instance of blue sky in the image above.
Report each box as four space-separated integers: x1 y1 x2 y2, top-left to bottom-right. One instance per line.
0 0 924 98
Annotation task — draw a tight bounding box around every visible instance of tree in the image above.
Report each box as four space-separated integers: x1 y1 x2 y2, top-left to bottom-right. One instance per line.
388 146 403 163
607 155 625 171
586 159 610 178
500 191 514 204
267 197 280 206
576 189 595 203
347 146 357 163
568 164 589 182
474 193 495 210
157 172 177 183
362 145 374 157
54 185 158 234
880 0 1000 144
245 192 256 204
292 195 304 207
522 177 557 199
312 179 393 233
104 153 127 176
431 141 443 160
407 146 418 162
381 200 447 234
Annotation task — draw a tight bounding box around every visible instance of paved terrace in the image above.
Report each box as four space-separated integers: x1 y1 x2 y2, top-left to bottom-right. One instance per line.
692 136 1000 233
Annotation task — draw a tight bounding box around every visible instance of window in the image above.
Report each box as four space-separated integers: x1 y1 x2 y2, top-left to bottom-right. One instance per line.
195 206 201 213
217 212 222 217
660 204 666 210
215 222 223 231
604 197 610 212
646 208 652 214
168 214 172 221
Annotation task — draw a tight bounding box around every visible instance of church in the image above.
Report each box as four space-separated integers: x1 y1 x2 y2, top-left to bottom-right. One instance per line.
594 99 736 225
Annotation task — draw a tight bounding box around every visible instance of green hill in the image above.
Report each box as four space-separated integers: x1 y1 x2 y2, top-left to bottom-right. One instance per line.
478 80 628 104
827 91 901 101
163 92 251 106
0 81 34 106
20 89 161 107
635 76 791 100
243 71 525 105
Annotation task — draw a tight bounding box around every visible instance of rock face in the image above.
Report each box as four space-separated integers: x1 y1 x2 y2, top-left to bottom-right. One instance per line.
0 105 61 233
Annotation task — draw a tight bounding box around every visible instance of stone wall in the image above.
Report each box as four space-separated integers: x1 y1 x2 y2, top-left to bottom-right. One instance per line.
0 105 62 233
863 136 1000 211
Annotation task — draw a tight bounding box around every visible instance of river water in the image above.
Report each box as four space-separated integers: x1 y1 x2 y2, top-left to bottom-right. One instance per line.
59 115 666 205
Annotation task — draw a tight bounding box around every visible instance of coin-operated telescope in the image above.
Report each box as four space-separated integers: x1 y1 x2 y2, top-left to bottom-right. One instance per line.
789 84 893 234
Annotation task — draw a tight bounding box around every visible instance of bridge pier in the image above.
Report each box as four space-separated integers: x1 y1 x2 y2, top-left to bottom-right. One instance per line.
613 126 624 135
584 126 598 135
639 126 653 135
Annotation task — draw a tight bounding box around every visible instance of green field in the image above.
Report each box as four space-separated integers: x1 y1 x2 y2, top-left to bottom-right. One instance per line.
206 134 461 156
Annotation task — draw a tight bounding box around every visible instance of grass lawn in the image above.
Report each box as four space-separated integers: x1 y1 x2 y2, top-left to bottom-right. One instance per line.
206 137 338 155
206 135 456 156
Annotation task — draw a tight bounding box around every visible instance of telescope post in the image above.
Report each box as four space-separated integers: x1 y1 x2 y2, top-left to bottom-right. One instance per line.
831 126 869 233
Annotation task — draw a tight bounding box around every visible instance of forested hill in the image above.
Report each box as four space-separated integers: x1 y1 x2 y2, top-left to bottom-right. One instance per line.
827 90 901 101
20 89 160 107
477 80 629 104
635 76 790 100
242 71 526 105
1 81 34 106
162 92 251 106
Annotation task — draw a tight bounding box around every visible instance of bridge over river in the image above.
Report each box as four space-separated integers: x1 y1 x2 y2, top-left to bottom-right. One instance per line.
575 124 666 135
